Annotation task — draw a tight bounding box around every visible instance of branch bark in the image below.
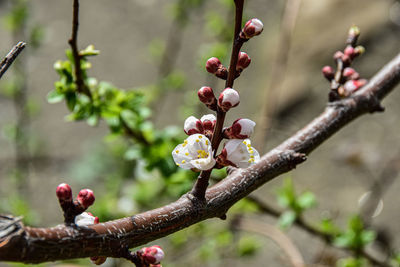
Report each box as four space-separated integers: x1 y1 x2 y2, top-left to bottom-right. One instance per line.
0 53 399 263
0 42 26 79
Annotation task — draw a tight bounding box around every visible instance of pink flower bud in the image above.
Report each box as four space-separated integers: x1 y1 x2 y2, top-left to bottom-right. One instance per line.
206 57 221 74
218 88 240 112
322 66 334 80
184 116 204 135
56 183 72 201
141 246 164 265
90 256 107 265
344 45 355 57
224 118 256 139
76 189 95 209
333 51 344 60
198 86 216 105
343 67 360 80
240 18 263 39
200 114 216 135
236 52 251 72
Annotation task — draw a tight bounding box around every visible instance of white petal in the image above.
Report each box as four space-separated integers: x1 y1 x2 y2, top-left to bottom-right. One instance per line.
200 114 216 122
184 116 200 132
75 212 96 226
238 119 256 136
222 88 240 106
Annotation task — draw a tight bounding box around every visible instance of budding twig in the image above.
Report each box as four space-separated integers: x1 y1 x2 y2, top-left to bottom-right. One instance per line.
0 42 26 80
190 0 245 200
68 0 92 98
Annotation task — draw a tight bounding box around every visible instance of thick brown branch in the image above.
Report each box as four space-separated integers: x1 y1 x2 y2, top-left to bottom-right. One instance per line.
0 53 399 263
0 42 26 80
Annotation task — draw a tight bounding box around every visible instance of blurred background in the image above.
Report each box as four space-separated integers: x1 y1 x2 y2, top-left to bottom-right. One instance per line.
0 0 400 266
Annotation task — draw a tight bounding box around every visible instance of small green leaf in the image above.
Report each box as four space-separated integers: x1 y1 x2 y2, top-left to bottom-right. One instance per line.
47 90 64 103
297 191 316 210
79 44 100 57
360 230 376 246
278 210 296 229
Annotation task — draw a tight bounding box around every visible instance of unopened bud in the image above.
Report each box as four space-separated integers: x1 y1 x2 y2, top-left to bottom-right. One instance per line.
224 118 256 139
322 66 334 80
184 116 204 135
56 183 72 201
348 26 360 38
76 189 95 209
354 46 365 56
218 88 240 112
200 114 216 135
236 52 251 72
140 246 165 265
344 46 355 57
198 86 217 110
343 67 360 80
206 57 221 74
240 18 263 39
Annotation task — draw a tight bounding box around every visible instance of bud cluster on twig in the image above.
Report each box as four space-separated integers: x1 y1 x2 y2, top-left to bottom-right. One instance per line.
322 26 367 100
56 183 95 225
172 17 264 173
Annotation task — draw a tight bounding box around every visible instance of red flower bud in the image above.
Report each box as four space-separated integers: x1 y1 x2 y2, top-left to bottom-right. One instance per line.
322 66 334 80
198 86 216 105
240 18 263 39
76 189 95 209
224 118 256 139
205 57 221 74
140 246 164 265
184 116 204 135
236 52 251 72
56 183 72 201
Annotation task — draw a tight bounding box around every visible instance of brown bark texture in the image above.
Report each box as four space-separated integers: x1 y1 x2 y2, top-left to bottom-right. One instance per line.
0 53 399 263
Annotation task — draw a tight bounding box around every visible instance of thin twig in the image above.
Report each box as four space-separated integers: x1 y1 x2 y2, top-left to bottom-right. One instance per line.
68 0 91 98
190 0 245 200
0 42 26 80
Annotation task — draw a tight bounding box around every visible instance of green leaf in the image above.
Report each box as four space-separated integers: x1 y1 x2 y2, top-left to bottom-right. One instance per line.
297 191 316 210
79 44 100 57
120 109 138 129
278 210 296 229
333 233 355 248
360 230 376 246
237 236 261 257
47 90 64 103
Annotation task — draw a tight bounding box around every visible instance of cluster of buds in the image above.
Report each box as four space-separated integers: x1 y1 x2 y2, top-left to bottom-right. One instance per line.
172 17 264 171
56 183 95 225
322 26 367 99
133 245 164 267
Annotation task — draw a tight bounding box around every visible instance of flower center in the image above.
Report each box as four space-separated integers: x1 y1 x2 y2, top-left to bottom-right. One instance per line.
197 149 209 159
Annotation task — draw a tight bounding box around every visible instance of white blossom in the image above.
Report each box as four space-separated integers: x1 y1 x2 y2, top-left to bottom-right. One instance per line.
227 118 256 139
172 134 215 171
221 139 260 168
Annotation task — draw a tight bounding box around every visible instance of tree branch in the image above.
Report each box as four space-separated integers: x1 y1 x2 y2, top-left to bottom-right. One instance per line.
0 53 399 263
0 42 26 80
